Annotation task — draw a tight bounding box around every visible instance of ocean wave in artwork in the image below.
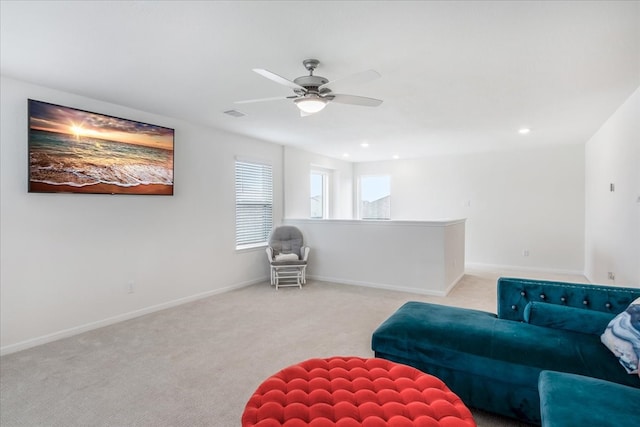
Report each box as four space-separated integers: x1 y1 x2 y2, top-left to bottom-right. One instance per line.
29 129 173 188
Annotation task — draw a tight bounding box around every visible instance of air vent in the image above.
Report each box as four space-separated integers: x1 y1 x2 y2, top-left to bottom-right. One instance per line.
224 110 246 118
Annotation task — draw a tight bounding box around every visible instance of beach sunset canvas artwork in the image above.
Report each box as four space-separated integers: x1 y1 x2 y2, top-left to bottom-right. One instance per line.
28 99 174 195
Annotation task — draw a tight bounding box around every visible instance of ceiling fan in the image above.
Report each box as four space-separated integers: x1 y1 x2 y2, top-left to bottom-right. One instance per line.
235 59 383 116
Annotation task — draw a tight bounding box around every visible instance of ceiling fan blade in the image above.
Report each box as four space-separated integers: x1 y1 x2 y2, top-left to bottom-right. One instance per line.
253 68 306 91
319 69 380 91
234 95 292 104
329 94 383 107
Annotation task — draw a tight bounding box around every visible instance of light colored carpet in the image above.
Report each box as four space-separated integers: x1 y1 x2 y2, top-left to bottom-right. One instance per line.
0 268 588 426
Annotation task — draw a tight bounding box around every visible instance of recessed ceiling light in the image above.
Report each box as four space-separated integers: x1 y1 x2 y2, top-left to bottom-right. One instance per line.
361 142 369 148
518 128 530 134
392 155 400 160
342 153 349 158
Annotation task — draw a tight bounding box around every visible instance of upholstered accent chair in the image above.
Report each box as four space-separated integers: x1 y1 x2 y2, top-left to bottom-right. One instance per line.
265 226 310 289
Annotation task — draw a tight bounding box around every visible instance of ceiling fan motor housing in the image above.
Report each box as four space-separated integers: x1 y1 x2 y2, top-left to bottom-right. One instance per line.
294 59 329 95
293 75 329 95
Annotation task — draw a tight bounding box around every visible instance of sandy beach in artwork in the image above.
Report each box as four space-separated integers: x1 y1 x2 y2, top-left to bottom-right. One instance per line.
29 182 173 195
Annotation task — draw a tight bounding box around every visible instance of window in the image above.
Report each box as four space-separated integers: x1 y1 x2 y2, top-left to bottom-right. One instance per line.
235 160 273 249
310 171 328 218
359 175 391 219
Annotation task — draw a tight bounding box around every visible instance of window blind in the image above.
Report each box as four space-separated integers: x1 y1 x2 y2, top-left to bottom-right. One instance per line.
235 160 273 248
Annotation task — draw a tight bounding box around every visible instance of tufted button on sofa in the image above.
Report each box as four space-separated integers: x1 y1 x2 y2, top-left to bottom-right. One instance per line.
242 356 476 426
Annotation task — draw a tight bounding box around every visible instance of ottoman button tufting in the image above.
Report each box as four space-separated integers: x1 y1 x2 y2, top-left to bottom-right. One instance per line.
241 356 476 426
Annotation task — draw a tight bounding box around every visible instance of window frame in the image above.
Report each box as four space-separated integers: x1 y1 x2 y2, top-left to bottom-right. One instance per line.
310 169 329 219
358 174 391 220
235 159 273 250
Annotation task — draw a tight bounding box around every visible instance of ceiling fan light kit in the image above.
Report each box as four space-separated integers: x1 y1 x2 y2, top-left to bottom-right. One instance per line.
236 59 383 116
294 94 327 114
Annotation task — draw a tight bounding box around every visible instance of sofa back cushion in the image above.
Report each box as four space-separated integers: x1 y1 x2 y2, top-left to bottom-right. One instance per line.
524 301 615 336
497 277 640 322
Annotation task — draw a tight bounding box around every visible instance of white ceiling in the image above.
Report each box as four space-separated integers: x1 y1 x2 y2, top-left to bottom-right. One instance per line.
1 1 638 162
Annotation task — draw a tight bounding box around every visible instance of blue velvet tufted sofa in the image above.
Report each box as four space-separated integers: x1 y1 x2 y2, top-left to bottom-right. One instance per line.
371 277 640 425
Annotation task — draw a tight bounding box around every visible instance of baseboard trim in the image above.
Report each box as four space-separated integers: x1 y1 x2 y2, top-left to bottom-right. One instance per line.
444 272 465 295
0 277 267 356
465 262 586 278
2 264 581 356
307 275 451 297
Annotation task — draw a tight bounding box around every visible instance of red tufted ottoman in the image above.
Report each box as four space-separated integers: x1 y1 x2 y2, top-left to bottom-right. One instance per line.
242 356 476 427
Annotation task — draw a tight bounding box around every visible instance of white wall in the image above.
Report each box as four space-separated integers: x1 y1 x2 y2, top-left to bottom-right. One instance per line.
284 146 353 219
285 218 465 296
0 76 284 354
585 88 640 287
354 145 585 274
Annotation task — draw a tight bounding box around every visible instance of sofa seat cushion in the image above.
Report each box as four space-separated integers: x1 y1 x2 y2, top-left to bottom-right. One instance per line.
372 302 640 388
539 371 640 427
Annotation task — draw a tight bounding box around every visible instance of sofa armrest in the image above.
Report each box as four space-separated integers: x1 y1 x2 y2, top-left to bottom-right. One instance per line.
497 277 640 322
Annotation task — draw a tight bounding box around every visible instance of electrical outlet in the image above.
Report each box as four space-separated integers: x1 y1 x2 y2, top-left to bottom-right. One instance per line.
522 249 530 257
607 272 615 280
127 281 135 294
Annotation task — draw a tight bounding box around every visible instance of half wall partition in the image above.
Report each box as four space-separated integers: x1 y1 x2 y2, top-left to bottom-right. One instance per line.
283 219 466 296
